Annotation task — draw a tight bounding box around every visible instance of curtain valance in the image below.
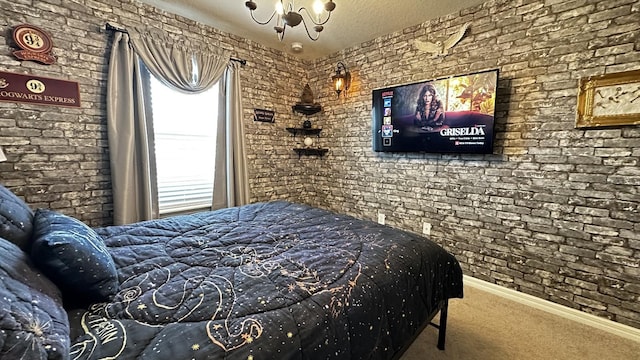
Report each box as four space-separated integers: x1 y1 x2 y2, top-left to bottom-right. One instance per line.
126 26 231 93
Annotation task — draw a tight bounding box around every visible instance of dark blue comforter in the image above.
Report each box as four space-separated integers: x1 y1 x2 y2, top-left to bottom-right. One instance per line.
68 201 463 359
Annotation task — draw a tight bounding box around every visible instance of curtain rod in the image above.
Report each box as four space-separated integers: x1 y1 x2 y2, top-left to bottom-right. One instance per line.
105 23 247 66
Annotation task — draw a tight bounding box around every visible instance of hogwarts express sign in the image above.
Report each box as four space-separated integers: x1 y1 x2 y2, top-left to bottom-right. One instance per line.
0 71 81 107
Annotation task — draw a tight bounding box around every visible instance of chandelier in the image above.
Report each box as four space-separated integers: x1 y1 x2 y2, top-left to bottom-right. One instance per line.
244 1 336 41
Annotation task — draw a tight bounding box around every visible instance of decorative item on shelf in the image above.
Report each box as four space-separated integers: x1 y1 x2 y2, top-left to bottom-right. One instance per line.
332 62 351 98
244 1 336 41
303 119 312 128
292 84 322 115
303 137 314 147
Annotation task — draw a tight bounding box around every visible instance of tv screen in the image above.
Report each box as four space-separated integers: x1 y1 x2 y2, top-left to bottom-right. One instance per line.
372 69 498 153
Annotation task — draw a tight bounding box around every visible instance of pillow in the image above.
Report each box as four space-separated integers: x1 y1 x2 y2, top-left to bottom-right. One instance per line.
0 184 34 251
31 209 119 307
0 237 70 359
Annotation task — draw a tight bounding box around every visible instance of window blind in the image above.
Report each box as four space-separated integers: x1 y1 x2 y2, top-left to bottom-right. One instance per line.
154 133 215 214
148 74 218 215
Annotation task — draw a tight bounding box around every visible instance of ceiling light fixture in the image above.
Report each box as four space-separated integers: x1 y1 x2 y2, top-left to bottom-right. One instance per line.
245 1 336 41
332 62 350 98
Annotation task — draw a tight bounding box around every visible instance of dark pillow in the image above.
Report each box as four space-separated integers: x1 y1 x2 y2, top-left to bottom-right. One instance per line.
31 209 119 306
0 184 34 251
0 237 70 359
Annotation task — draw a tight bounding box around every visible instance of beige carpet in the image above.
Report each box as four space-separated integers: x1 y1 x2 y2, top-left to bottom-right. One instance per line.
400 285 640 360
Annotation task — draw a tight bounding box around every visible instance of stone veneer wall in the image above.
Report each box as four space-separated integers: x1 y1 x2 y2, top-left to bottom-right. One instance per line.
0 0 639 330
0 0 310 226
304 0 640 328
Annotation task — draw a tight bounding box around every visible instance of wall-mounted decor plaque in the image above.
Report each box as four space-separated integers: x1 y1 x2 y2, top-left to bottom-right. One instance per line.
576 69 640 128
12 24 56 65
253 108 275 122
0 71 80 107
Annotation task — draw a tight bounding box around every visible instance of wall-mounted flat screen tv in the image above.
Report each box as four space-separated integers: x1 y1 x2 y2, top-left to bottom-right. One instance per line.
372 69 498 154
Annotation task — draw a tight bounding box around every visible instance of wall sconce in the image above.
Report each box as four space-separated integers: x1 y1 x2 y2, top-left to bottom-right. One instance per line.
0 146 7 162
332 62 351 98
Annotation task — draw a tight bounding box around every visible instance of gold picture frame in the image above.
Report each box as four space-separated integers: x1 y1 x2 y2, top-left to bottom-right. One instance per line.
576 69 640 128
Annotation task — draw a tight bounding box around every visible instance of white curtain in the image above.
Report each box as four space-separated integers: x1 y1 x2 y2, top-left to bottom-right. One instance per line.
107 25 249 225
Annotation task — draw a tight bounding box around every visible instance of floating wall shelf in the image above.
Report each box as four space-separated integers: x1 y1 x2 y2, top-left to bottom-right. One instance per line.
286 128 328 158
292 104 322 115
293 148 329 158
286 127 322 138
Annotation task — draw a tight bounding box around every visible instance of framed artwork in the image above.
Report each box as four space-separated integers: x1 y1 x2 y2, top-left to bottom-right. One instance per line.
576 69 640 128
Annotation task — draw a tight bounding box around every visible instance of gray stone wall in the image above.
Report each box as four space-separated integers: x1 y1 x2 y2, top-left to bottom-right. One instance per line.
0 0 639 330
0 0 309 226
307 0 640 328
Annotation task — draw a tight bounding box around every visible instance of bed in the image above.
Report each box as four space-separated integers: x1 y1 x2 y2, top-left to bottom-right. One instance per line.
0 184 463 360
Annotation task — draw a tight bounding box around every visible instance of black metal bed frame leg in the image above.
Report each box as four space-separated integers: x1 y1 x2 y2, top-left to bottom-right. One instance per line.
437 300 449 350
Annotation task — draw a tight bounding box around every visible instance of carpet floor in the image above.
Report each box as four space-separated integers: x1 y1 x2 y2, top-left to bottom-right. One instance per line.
400 284 640 360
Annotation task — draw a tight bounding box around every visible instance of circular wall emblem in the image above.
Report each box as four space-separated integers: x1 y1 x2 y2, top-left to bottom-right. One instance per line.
13 24 53 53
26 79 46 94
11 24 56 65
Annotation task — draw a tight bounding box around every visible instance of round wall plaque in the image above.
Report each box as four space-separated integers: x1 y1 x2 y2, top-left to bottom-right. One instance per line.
12 24 56 65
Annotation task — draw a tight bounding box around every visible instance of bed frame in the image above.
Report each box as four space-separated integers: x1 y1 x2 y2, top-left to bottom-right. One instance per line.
393 299 450 359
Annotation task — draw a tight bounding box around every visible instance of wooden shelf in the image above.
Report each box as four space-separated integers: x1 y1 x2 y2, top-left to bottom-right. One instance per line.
292 103 322 115
293 148 329 158
286 127 322 138
287 123 326 159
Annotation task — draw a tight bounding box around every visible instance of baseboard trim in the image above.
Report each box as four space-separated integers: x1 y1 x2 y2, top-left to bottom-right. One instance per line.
463 275 640 343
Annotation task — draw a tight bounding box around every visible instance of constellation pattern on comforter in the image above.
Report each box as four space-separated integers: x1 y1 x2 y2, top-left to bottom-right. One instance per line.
68 201 463 359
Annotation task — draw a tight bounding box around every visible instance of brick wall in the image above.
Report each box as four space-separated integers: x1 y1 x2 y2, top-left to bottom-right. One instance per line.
0 0 310 226
306 0 640 328
1 0 639 330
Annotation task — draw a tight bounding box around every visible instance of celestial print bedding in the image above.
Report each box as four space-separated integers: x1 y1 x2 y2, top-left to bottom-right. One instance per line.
68 201 463 360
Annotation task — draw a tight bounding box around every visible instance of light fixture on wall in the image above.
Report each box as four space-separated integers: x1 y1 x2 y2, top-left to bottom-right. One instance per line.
332 62 351 98
0 146 7 162
245 1 336 41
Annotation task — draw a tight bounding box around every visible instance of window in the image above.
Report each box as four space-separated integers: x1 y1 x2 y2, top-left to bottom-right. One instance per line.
145 71 219 215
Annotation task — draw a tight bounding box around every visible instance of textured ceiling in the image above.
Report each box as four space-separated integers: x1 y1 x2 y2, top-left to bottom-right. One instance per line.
140 0 486 60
